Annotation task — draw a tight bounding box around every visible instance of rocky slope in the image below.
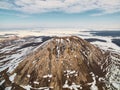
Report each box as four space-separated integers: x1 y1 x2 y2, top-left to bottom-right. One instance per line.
0 36 119 90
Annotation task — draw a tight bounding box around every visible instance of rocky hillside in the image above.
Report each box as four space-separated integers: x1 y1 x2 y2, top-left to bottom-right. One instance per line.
1 36 119 90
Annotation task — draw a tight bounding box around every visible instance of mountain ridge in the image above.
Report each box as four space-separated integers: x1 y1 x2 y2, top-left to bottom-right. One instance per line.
9 36 107 90
1 36 119 90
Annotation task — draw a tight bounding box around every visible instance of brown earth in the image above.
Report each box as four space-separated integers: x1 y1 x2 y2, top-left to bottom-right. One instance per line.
8 36 108 90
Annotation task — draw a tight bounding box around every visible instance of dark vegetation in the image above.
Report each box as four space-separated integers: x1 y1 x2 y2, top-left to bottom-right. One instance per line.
85 38 106 42
112 39 120 47
90 31 120 37
17 36 52 49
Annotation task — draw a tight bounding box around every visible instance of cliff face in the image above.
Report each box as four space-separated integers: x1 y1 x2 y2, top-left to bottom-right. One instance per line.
11 36 106 90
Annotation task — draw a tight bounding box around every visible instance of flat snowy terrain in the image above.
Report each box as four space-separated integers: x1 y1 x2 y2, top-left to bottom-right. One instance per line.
0 28 120 53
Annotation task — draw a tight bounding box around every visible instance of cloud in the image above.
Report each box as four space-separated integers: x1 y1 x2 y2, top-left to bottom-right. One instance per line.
0 1 14 10
0 0 120 15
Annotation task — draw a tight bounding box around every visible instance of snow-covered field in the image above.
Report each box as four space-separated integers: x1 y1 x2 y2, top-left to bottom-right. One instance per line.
0 28 120 90
0 28 120 53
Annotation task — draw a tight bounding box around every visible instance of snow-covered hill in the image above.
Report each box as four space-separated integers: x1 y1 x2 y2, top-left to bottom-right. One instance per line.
0 29 120 90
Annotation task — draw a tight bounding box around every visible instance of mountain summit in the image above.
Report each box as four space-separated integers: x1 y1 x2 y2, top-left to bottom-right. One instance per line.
6 36 107 90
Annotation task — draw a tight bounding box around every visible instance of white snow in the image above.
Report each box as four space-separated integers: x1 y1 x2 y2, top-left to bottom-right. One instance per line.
56 45 60 58
112 82 120 90
66 38 70 42
60 39 64 43
69 70 76 74
48 79 50 82
63 80 82 90
33 81 39 84
89 72 98 90
91 41 120 53
34 38 42 42
64 70 77 78
0 47 33 73
0 28 80 38
63 80 69 88
0 45 19 53
0 28 120 90
71 83 82 90
27 75 30 78
9 73 16 83
78 31 120 53
34 39 52 51
21 85 32 90
0 28 120 54
98 77 104 82
0 80 5 85
56 39 60 43
5 87 12 90
74 73 78 76
105 55 120 90
43 74 52 78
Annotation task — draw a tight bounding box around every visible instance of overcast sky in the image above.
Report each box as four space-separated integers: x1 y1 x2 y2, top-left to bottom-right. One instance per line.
0 0 120 29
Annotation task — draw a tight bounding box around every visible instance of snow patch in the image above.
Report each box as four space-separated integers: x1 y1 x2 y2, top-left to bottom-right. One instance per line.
33 81 39 84
112 82 120 90
56 45 60 58
27 75 30 78
66 38 70 42
9 73 16 83
0 80 5 85
21 85 32 90
64 70 78 78
43 74 52 78
88 72 98 90
5 87 12 90
63 80 82 90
